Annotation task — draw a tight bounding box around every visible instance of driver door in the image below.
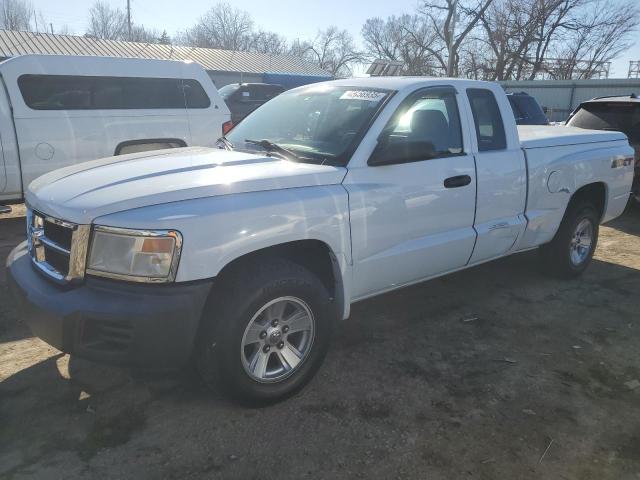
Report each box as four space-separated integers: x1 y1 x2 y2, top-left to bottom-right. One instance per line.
344 86 477 299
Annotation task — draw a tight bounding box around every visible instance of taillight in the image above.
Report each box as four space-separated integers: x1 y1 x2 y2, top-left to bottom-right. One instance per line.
222 120 234 135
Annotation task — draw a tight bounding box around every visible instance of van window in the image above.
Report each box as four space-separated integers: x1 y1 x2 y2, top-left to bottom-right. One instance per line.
183 79 211 108
467 88 507 151
18 75 210 110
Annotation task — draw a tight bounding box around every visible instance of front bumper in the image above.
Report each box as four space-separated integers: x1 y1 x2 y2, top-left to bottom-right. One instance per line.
6 241 212 370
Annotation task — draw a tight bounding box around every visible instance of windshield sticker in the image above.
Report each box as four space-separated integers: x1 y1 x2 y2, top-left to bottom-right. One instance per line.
340 90 386 102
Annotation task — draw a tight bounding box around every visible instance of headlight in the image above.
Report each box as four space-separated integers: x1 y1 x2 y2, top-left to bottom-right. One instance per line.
87 226 182 283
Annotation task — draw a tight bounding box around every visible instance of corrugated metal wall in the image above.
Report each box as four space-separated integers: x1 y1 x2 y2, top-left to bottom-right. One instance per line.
208 71 263 88
0 30 330 77
500 79 640 122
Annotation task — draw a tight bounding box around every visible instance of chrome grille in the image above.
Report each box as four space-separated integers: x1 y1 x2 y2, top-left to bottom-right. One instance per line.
27 208 90 284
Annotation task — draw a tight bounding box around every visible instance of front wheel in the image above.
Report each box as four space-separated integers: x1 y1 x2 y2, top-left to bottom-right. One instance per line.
540 200 599 278
196 258 335 405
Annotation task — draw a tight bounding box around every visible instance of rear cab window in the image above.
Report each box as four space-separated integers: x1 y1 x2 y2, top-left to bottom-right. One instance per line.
508 95 548 125
467 88 507 151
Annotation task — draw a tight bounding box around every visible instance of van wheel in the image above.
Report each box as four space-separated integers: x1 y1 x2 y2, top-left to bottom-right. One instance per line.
196 258 335 405
540 200 599 278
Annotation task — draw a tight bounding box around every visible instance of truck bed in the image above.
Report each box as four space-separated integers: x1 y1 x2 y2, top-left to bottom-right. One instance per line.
518 125 627 149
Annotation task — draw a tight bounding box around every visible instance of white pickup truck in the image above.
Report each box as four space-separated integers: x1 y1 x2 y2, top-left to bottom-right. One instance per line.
7 78 634 404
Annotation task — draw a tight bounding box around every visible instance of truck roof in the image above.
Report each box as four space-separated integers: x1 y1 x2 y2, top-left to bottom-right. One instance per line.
298 76 498 92
0 54 207 79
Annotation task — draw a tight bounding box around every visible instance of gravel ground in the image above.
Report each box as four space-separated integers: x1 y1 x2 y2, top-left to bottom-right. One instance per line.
1 205 639 480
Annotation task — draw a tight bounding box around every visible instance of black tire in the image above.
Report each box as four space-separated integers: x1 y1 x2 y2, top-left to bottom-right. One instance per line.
196 257 335 405
539 200 599 278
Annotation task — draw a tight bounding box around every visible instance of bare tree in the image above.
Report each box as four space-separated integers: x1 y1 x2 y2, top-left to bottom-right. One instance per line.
87 1 127 40
0 0 32 31
548 0 639 79
362 15 442 75
477 0 540 79
288 38 314 59
85 2 169 44
522 0 585 79
296 27 362 77
475 0 639 80
129 25 162 43
247 30 288 55
182 2 253 50
178 3 289 54
420 0 495 76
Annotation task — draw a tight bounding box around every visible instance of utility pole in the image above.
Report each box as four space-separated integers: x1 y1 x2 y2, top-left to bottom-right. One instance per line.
447 0 458 77
126 0 132 41
50 23 54 35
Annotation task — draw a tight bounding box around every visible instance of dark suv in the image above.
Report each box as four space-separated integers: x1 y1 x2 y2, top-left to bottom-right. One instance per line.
506 92 549 125
219 83 285 124
566 94 640 204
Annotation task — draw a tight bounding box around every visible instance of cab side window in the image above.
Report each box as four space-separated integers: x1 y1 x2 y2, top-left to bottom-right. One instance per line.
466 88 506 151
371 88 463 166
392 90 462 153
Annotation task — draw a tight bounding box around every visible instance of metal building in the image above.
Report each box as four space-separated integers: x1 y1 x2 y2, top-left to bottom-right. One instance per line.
0 29 331 88
500 78 640 122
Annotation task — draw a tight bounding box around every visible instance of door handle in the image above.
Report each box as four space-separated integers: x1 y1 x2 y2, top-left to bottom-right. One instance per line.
444 175 472 188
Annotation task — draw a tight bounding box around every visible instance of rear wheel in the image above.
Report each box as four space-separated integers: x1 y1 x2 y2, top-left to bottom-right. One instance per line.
196 258 335 405
540 200 599 278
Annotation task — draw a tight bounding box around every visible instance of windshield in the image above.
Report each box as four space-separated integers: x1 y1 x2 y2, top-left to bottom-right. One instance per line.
226 85 392 164
218 84 239 100
567 102 640 144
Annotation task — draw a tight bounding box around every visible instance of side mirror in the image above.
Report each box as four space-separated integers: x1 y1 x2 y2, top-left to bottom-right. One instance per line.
368 138 437 166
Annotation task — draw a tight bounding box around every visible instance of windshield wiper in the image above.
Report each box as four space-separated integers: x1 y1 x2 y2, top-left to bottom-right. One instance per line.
244 138 306 162
216 136 234 150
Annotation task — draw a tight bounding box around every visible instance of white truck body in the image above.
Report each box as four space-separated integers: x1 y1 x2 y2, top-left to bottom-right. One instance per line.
8 77 634 402
0 54 231 202
23 77 633 317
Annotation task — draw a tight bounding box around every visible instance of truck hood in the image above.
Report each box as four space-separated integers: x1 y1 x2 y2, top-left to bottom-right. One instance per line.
26 147 347 224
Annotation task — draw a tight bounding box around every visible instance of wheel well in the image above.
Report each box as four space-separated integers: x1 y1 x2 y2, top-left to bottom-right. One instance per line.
215 240 341 303
570 182 606 220
114 138 187 155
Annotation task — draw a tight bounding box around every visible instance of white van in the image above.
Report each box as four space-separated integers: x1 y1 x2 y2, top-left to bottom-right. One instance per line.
0 55 231 203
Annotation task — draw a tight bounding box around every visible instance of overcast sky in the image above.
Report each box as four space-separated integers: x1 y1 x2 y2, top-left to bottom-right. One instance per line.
32 0 640 78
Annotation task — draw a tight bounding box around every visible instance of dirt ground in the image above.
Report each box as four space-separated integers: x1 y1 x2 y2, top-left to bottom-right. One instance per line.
1 205 639 480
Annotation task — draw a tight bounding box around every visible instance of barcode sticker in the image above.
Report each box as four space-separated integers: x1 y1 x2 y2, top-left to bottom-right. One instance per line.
339 90 386 102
